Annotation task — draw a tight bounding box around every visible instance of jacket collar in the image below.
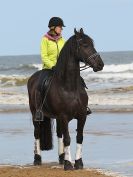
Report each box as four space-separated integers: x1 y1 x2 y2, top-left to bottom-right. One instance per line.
44 32 62 42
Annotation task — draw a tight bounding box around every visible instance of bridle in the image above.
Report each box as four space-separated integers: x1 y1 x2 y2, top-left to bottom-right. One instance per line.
76 38 100 71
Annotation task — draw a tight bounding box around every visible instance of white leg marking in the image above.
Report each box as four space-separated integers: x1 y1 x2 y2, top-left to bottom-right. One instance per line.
58 138 64 155
64 146 72 162
34 139 41 155
75 143 82 160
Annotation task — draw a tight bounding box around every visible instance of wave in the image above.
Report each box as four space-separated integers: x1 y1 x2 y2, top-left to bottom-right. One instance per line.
0 64 42 71
82 72 133 82
88 91 133 106
0 75 29 87
100 63 133 73
0 93 28 105
31 64 42 70
1 87 133 107
87 86 133 94
1 62 133 74
18 64 42 70
82 62 133 73
20 62 133 74
1 71 133 87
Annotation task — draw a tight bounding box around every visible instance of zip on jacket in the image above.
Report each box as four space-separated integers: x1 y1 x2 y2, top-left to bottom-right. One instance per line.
40 35 65 69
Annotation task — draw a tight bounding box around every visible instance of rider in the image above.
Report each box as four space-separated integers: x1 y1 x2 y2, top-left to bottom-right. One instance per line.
41 17 65 70
40 17 91 115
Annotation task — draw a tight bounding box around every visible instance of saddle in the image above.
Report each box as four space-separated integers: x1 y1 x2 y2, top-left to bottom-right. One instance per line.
38 69 53 94
35 69 53 121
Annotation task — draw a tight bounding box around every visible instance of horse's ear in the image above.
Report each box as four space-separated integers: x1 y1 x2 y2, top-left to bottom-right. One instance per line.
74 28 78 36
80 28 84 34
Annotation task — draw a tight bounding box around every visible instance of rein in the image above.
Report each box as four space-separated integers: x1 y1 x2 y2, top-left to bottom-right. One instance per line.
80 65 90 71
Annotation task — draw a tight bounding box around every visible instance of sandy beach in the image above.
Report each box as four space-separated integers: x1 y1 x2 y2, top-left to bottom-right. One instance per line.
0 164 124 177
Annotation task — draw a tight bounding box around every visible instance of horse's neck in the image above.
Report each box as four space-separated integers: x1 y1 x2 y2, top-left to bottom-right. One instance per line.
55 55 81 91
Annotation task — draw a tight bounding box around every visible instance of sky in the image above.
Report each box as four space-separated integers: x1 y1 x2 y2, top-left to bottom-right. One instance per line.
0 0 133 55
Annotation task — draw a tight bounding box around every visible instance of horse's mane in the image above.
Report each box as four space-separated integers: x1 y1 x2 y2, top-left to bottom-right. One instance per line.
55 33 94 78
56 35 76 68
55 35 76 78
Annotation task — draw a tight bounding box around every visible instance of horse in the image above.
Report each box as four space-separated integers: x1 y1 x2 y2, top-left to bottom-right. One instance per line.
27 28 104 170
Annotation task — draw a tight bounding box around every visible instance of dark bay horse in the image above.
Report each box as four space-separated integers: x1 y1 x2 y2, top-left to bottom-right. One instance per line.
27 28 104 170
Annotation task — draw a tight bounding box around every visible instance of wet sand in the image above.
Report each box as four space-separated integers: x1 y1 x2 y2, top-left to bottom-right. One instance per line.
0 164 122 177
0 112 132 177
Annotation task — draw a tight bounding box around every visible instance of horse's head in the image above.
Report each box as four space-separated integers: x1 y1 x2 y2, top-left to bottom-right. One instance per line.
74 28 104 72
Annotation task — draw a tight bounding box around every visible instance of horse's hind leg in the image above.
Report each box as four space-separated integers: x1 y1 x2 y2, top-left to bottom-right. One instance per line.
33 121 42 165
56 119 64 164
74 116 86 170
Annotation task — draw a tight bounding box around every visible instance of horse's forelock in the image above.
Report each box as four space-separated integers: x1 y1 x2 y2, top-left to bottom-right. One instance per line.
74 32 94 47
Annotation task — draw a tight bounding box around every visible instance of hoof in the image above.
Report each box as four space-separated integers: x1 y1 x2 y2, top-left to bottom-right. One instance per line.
64 160 73 171
34 154 42 166
59 153 65 165
74 158 83 170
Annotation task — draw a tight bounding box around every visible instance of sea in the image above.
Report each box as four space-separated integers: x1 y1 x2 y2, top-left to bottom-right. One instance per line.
0 51 133 112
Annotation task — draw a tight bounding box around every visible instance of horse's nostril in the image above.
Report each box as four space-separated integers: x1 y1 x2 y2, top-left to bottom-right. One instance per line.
99 62 104 69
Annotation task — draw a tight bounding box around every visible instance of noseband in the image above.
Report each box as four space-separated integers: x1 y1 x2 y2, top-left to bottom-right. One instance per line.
76 38 100 71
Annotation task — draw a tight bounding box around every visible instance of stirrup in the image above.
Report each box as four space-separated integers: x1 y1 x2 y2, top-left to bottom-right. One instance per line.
34 110 44 121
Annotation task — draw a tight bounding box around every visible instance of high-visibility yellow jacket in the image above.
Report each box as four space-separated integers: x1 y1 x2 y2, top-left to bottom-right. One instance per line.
40 36 65 69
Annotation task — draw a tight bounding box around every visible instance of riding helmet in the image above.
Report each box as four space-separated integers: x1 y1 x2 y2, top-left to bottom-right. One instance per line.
48 17 65 27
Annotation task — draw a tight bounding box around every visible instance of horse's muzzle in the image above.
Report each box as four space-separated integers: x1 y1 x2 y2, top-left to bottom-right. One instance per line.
93 64 104 72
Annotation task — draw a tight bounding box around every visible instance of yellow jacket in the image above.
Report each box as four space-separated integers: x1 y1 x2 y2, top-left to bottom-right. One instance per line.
41 36 65 69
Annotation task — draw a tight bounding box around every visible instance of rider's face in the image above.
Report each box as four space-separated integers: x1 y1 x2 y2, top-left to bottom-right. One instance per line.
55 26 63 35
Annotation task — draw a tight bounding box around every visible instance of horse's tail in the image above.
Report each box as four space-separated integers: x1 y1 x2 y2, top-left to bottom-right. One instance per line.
40 117 53 151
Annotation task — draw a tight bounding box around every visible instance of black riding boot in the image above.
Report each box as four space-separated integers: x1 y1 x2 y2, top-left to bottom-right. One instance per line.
87 107 92 115
80 76 92 115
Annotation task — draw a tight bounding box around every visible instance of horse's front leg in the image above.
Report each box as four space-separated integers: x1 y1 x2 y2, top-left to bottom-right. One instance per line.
74 116 87 170
33 121 42 165
56 119 64 164
61 116 73 170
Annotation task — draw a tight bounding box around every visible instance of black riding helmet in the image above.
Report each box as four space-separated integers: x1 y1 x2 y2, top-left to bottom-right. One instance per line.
48 17 65 28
